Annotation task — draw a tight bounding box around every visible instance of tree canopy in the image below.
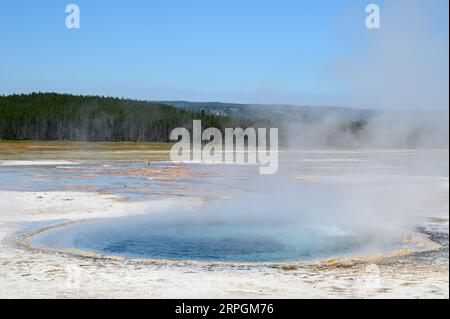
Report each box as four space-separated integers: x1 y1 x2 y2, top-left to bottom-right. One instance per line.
0 93 227 142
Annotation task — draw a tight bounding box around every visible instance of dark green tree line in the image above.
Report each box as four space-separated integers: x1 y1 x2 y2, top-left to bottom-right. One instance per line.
0 93 228 142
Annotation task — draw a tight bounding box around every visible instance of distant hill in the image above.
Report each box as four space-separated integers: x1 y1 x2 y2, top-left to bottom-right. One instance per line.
159 101 375 122
0 93 375 146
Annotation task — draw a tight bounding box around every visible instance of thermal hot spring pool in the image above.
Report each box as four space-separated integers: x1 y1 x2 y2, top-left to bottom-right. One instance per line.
28 214 405 263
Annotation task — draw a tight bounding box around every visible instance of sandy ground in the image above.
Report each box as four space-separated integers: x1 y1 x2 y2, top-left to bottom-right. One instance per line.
0 190 448 299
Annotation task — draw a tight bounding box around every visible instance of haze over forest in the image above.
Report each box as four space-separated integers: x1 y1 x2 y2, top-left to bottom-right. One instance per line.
0 92 447 148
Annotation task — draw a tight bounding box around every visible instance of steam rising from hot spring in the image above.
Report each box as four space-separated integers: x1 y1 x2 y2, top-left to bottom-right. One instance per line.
150 176 430 235
29 150 448 262
123 152 447 239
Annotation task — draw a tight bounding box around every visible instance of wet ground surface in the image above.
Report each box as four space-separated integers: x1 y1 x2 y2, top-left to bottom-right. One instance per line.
412 227 449 264
0 143 448 297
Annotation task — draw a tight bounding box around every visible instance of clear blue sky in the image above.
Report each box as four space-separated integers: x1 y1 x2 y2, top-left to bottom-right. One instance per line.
0 0 448 109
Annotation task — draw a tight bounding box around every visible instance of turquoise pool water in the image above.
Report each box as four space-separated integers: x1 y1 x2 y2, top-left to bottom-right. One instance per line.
28 214 400 263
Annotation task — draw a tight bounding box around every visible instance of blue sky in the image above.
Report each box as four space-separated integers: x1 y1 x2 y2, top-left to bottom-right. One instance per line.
0 0 448 109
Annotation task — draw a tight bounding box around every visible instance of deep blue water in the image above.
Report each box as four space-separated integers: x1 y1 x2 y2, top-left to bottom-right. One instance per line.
28 215 399 262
